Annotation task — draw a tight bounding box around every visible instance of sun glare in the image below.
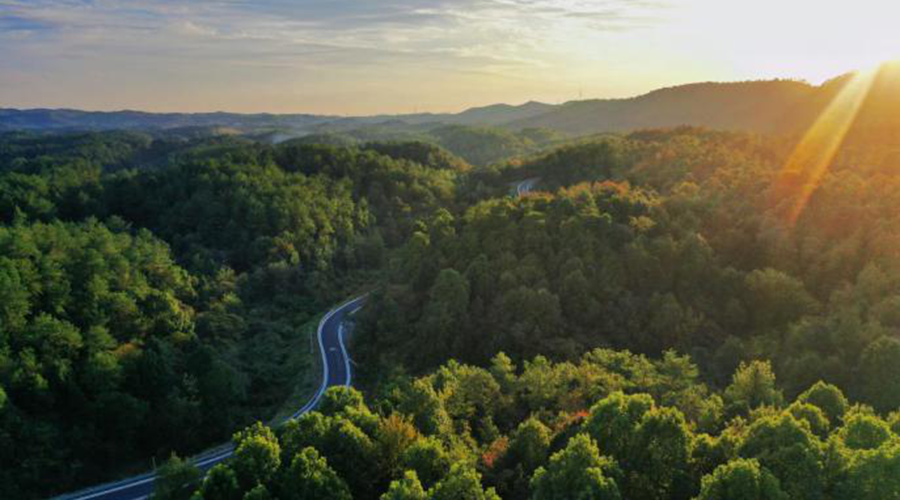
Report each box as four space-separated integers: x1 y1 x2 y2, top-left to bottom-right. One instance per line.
774 65 880 227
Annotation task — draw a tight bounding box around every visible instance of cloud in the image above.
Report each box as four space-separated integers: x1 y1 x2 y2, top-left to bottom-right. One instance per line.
1 0 665 57
0 14 57 33
0 0 669 112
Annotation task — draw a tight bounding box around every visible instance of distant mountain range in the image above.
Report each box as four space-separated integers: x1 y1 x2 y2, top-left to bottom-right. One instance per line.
4 65 899 138
0 101 556 134
0 108 337 133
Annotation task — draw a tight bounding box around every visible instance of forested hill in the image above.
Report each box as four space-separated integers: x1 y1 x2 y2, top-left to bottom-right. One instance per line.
510 63 900 135
6 77 900 499
0 109 335 133
507 80 820 134
5 64 900 140
0 132 471 499
0 101 552 134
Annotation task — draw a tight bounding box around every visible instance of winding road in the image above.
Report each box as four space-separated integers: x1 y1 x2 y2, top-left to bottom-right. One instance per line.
56 177 535 500
54 296 367 500
516 177 540 196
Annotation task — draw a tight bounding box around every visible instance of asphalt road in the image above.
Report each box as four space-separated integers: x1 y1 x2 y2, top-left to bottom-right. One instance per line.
56 175 534 500
516 177 540 196
54 295 367 500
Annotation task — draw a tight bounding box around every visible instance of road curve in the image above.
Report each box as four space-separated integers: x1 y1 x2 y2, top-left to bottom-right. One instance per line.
53 296 367 500
516 177 540 196
58 176 533 500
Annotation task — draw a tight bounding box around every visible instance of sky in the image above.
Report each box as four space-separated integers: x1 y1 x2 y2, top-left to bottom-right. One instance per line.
1 0 899 115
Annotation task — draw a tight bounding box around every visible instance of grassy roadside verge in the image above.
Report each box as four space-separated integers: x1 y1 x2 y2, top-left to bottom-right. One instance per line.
267 313 323 425
266 277 377 424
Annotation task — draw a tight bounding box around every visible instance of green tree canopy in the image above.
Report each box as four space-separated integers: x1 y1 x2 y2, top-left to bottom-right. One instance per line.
280 447 351 500
380 470 427 500
152 454 201 500
838 413 892 450
198 464 240 500
232 422 282 490
428 463 500 500
724 361 783 417
737 414 824 500
796 382 848 426
695 458 788 500
530 433 622 500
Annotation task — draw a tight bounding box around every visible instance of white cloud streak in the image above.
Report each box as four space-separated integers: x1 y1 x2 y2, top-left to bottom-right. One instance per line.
0 0 669 112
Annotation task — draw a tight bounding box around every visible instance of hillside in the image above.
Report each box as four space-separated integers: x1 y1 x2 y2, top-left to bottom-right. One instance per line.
508 80 821 134
6 68 900 139
447 101 555 126
0 109 334 132
6 65 900 500
511 64 900 136
0 101 554 134
7 120 900 499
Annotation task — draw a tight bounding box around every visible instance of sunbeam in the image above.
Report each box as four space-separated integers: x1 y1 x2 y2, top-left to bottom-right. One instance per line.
774 66 878 227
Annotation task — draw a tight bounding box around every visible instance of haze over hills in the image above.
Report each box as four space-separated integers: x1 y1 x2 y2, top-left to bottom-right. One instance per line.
508 79 823 134
0 108 338 133
3 66 900 141
0 102 554 135
447 100 555 126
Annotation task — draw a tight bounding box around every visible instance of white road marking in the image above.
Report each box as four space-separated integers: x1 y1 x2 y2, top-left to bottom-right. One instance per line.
58 295 367 500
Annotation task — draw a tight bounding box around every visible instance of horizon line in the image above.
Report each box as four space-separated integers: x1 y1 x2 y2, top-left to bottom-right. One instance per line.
0 74 840 118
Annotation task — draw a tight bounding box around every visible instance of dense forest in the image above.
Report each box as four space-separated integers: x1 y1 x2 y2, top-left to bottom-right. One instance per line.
5 85 900 500
161 352 900 500
287 123 565 167
0 132 464 498
359 125 900 411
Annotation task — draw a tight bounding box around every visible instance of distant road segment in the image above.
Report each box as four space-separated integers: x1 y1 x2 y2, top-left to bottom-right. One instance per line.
516 177 540 196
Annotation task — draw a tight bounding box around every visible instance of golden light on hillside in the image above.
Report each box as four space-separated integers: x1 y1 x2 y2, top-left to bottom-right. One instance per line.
776 67 878 227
